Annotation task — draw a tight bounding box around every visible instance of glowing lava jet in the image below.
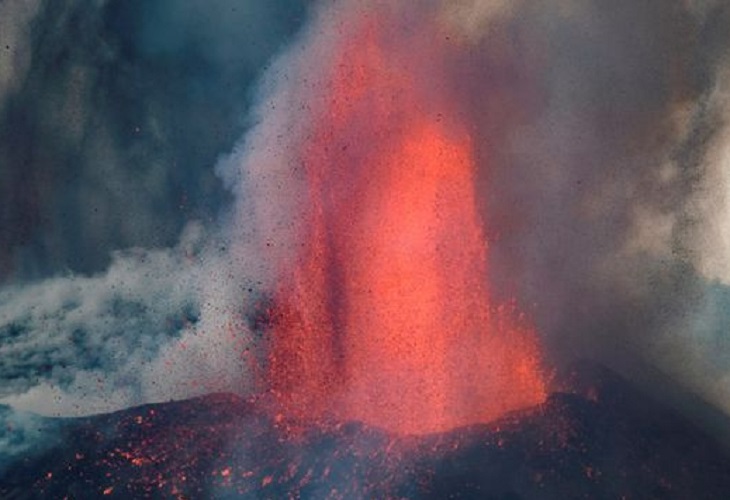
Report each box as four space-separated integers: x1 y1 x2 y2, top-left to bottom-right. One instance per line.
266 15 547 436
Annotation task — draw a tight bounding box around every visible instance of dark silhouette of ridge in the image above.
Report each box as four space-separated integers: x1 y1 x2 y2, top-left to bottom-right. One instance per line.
2 363 730 499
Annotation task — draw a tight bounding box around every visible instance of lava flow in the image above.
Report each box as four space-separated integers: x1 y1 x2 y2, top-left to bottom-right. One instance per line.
266 15 547 436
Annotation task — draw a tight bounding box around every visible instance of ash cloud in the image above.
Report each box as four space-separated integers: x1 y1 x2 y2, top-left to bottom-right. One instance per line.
454 0 730 410
216 0 730 422
3 0 730 435
0 222 258 416
0 0 306 281
0 0 308 415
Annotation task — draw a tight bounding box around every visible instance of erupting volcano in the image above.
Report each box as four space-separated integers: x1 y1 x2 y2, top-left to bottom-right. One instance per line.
266 15 547 435
7 2 730 498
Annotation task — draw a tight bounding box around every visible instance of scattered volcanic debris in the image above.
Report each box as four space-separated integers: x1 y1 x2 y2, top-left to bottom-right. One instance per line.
2 363 730 499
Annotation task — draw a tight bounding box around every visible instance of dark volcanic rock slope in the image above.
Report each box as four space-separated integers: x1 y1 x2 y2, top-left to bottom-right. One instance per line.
2 365 730 499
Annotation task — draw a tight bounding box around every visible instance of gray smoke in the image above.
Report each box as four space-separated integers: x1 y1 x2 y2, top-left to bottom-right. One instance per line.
0 0 308 415
2 0 730 432
0 0 306 280
459 0 730 414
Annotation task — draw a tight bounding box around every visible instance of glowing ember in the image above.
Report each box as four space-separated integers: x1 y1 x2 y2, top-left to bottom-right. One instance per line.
267 17 547 435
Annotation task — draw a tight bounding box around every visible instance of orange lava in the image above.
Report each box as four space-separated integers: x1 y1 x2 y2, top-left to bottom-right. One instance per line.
267 17 546 435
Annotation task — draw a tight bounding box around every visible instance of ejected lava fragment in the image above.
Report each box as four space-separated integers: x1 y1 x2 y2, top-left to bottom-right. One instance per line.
3 364 730 499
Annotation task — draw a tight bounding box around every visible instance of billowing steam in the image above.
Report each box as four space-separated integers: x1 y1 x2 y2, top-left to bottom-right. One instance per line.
2 0 730 436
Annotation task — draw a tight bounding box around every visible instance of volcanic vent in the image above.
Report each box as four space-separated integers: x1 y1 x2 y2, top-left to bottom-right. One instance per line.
264 12 547 436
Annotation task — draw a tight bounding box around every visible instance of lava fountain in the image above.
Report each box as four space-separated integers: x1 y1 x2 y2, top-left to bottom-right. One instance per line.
266 11 547 436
